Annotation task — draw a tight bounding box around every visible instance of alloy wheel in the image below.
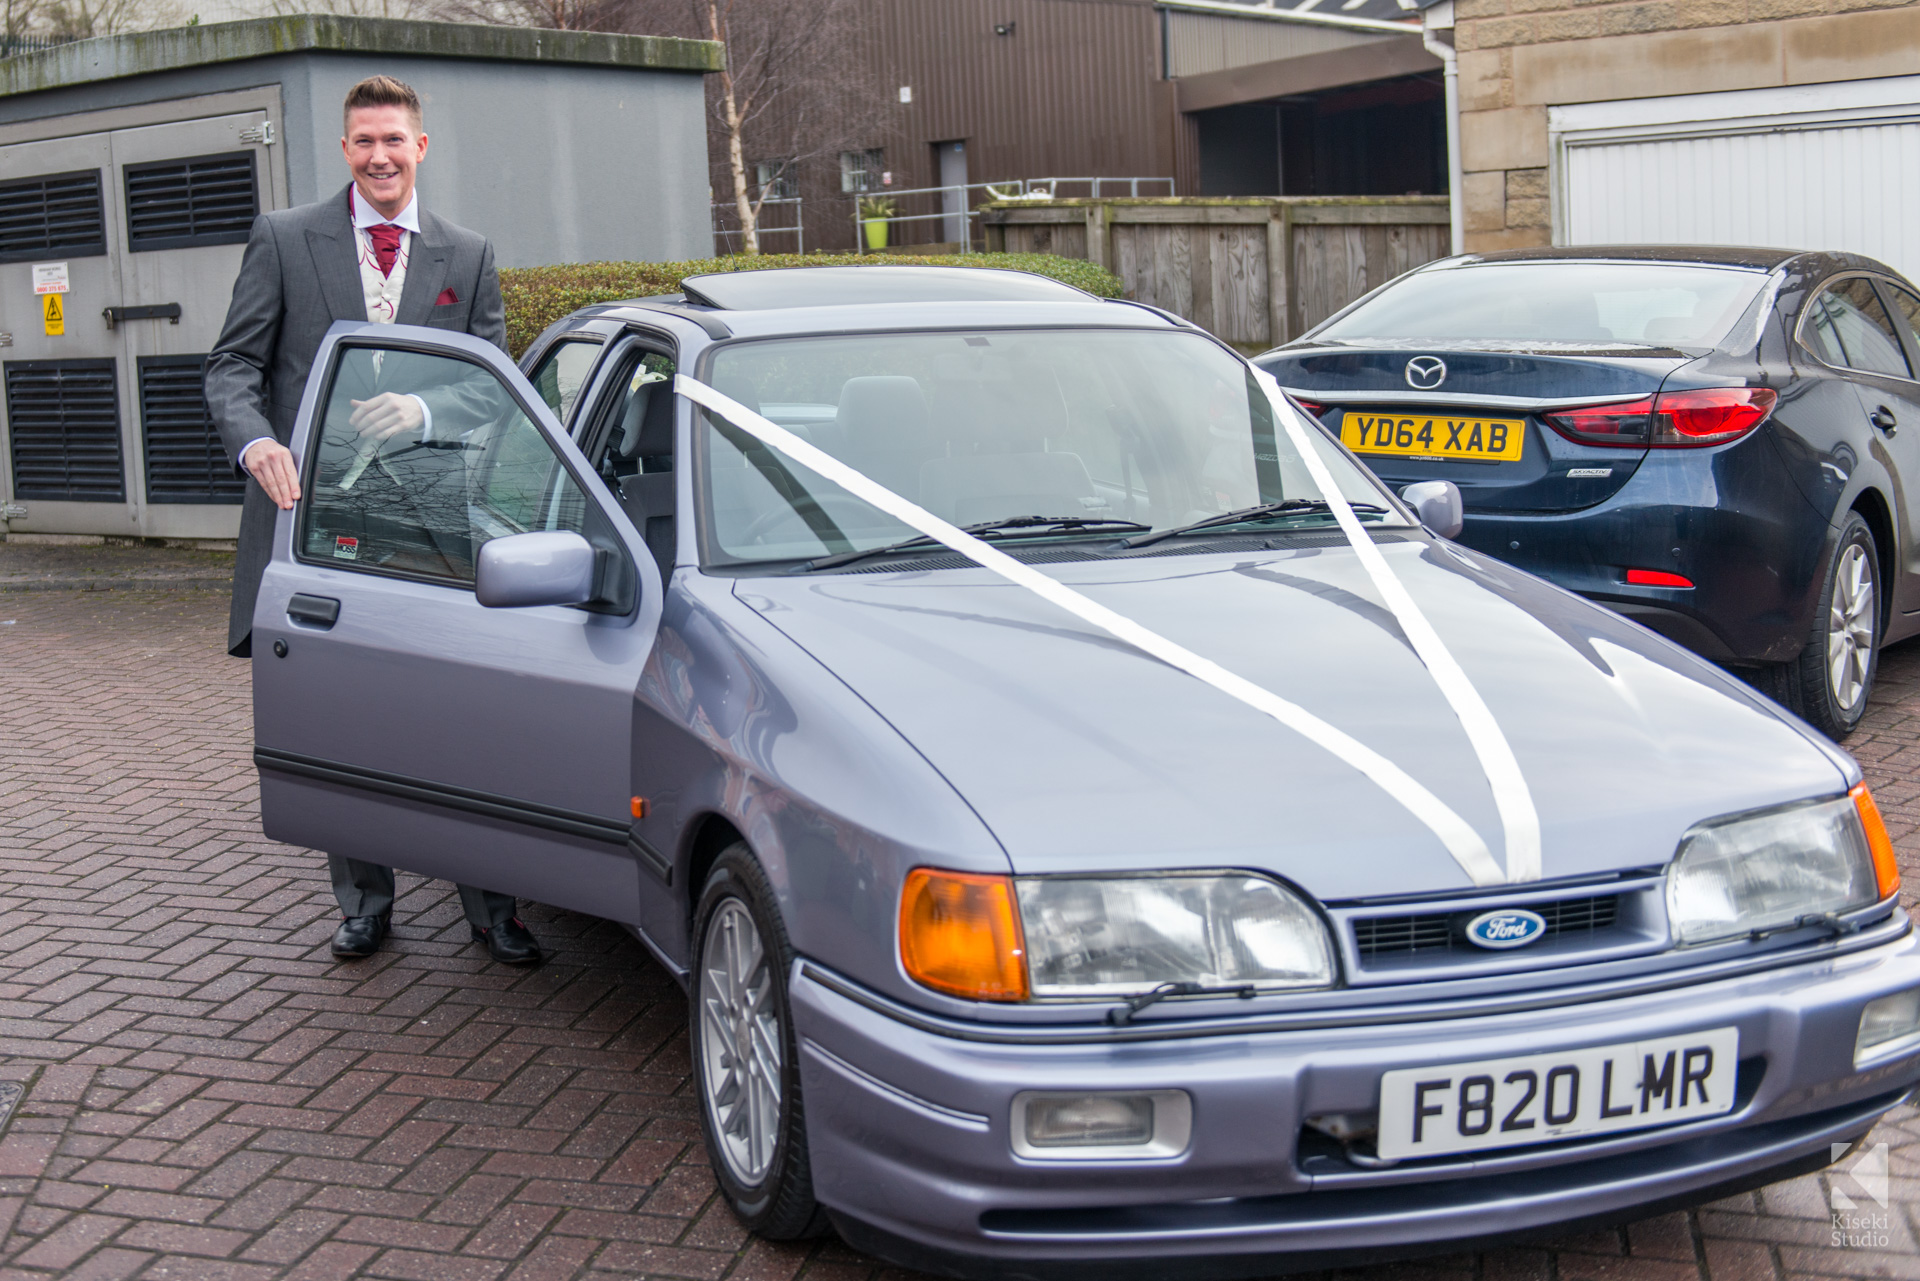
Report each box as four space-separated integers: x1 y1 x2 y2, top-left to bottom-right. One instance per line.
1827 542 1876 712
698 898 784 1186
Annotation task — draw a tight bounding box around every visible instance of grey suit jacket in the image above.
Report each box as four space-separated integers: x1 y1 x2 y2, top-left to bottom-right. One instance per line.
204 183 507 655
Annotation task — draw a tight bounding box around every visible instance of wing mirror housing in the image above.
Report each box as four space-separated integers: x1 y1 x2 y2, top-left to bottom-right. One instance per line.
1399 480 1464 539
475 531 597 608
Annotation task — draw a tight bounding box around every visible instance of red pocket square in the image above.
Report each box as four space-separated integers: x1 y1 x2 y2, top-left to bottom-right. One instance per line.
434 288 460 306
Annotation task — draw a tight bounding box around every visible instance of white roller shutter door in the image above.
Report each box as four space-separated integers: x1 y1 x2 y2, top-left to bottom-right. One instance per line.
1552 77 1920 280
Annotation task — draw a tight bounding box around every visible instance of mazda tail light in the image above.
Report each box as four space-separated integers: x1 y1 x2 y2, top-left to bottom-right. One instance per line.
1542 397 1654 445
1544 388 1776 449
1652 387 1777 446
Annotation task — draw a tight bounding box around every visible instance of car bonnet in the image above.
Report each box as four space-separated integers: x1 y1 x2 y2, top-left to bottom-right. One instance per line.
733 544 1847 901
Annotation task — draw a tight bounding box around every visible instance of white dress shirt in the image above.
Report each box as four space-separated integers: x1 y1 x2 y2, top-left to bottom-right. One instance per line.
239 185 430 477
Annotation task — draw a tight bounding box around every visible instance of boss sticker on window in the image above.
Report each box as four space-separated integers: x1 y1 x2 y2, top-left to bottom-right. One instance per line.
333 536 360 561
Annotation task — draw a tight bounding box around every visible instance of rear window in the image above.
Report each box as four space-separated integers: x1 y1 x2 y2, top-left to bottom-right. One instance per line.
1316 262 1768 346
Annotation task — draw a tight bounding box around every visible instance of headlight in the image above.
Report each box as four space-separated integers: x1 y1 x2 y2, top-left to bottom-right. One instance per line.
1666 793 1890 946
1016 874 1334 997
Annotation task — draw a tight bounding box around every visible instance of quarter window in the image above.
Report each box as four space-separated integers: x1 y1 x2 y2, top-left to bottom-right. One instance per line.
526 336 602 427
300 344 591 586
1803 279 1912 379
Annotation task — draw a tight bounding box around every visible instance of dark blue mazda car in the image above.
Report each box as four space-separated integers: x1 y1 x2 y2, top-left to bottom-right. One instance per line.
1255 247 1920 739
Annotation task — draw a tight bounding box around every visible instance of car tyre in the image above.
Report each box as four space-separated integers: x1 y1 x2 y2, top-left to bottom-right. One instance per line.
691 844 829 1239
1774 511 1880 741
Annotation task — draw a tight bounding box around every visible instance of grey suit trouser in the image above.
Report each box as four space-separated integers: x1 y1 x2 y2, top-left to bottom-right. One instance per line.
329 854 515 929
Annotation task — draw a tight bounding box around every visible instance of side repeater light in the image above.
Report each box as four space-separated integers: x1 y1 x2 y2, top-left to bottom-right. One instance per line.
900 869 1029 1002
1852 782 1901 901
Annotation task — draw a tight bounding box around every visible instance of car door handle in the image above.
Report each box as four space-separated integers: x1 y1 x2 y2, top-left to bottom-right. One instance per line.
286 594 340 629
1871 405 1899 433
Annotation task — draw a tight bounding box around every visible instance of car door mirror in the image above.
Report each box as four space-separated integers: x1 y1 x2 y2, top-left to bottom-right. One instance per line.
475 531 597 608
1399 480 1464 539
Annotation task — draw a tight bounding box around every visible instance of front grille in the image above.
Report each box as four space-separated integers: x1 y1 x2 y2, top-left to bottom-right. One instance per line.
1354 894 1621 959
123 151 257 251
139 356 242 504
5 359 123 501
0 169 106 263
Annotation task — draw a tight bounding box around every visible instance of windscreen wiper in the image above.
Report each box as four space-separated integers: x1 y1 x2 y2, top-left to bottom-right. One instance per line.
796 516 1151 573
1107 981 1257 1027
1120 499 1387 549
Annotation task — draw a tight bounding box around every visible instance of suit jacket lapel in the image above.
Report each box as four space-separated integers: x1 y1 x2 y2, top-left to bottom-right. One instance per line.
306 184 365 324
396 207 452 327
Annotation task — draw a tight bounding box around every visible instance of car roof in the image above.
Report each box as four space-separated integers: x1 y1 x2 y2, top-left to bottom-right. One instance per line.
678 265 1094 309
1448 244 1900 275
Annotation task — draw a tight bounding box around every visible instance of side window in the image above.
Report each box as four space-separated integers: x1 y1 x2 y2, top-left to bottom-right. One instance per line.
300 344 591 585
1881 283 1920 363
1804 279 1912 379
592 349 677 487
526 337 602 426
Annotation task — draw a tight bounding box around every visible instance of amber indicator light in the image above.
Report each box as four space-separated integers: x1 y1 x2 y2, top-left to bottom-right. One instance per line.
1852 783 1901 900
899 868 1029 1002
630 797 649 819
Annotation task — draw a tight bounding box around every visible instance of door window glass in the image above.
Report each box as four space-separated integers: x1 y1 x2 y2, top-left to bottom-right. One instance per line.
1880 283 1920 359
527 336 602 426
300 344 590 584
1804 280 1912 379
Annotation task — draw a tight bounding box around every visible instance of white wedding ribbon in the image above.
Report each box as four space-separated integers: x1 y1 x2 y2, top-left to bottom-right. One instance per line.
1250 367 1541 884
678 374 1521 887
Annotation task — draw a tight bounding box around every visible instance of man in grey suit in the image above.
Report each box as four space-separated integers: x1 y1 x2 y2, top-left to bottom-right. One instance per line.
205 74 542 966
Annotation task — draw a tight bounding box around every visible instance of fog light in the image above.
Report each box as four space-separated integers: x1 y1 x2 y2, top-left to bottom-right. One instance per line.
1856 990 1920 1065
1010 1090 1192 1160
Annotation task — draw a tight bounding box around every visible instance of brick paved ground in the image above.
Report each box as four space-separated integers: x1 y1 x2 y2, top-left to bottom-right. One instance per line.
4 584 1920 1281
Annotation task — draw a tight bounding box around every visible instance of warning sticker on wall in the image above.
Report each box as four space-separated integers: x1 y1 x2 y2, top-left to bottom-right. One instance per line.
31 263 69 295
41 293 63 336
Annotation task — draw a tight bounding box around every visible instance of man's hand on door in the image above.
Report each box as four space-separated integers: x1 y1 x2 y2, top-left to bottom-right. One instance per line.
349 393 425 443
242 440 302 511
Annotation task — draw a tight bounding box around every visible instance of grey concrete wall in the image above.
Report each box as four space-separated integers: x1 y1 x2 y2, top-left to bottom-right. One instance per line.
0 47 711 267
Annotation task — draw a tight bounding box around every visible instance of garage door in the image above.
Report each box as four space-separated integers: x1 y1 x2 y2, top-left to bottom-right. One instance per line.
1552 76 1920 281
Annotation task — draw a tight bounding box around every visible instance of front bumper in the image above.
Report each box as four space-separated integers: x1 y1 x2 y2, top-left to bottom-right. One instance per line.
794 928 1920 1278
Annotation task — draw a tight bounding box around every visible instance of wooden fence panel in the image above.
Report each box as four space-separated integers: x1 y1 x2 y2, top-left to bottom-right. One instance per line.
981 197 1450 352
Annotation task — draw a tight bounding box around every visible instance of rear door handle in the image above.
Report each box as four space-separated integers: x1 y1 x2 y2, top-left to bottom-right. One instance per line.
287 594 340 628
1871 405 1899 433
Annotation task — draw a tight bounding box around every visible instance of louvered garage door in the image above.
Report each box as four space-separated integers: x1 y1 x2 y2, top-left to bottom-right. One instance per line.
5 360 123 501
138 356 241 504
0 169 106 263
123 150 258 251
1554 80 1920 281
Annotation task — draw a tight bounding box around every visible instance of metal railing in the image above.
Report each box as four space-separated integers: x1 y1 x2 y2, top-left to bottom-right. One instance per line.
711 195 804 256
853 177 1175 252
0 34 76 57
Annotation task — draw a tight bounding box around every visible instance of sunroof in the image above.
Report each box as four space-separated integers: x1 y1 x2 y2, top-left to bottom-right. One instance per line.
677 265 1091 310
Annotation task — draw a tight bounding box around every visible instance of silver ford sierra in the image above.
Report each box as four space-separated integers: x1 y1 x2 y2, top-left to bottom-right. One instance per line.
251 266 1920 1277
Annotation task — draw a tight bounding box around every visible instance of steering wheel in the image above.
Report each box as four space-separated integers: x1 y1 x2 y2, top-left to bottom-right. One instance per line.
738 493 878 545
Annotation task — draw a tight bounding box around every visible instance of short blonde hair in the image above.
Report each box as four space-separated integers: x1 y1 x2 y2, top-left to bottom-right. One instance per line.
343 76 423 133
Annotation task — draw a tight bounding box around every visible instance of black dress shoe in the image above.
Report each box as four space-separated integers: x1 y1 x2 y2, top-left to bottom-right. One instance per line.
331 914 388 959
471 917 541 965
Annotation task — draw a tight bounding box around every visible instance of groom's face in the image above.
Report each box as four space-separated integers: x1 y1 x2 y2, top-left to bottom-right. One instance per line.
343 105 428 217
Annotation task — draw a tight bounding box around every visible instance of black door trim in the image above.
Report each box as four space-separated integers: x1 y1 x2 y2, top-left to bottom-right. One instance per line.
253 747 628 844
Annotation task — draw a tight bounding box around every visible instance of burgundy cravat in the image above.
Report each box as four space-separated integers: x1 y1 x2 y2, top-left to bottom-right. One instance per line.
367 223 402 278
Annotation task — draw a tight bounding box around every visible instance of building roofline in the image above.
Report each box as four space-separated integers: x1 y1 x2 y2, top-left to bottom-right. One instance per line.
0 14 723 98
1154 0 1422 37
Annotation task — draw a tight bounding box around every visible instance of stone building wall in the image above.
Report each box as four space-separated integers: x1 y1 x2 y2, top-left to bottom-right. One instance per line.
1450 0 1920 250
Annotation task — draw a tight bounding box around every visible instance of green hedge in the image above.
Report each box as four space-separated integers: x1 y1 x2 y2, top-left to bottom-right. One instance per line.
499 252 1124 357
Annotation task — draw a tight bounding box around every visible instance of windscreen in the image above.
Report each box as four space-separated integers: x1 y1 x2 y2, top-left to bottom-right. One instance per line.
697 328 1393 566
1316 262 1768 346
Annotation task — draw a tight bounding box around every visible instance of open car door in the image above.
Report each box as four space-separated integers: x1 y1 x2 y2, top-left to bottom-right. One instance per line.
251 322 664 923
